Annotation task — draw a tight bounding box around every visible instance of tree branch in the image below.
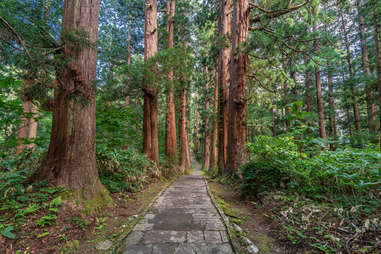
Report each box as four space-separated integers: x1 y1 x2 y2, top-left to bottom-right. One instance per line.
0 16 32 60
250 0 311 23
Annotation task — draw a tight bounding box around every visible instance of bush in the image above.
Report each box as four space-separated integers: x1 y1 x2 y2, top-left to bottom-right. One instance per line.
96 145 160 193
240 161 289 198
240 135 381 212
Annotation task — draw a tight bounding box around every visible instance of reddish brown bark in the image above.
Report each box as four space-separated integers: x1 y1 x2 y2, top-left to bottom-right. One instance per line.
304 55 312 114
193 107 200 154
209 71 218 173
143 0 159 165
327 62 337 150
217 0 231 173
35 0 103 197
180 88 187 172
227 0 248 173
358 0 376 132
164 0 177 164
313 24 327 141
202 69 211 171
374 2 381 132
341 12 361 132
271 107 276 137
16 100 29 154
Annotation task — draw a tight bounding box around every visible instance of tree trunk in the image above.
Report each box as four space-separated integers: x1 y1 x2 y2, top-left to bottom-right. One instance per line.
185 117 191 169
164 0 177 164
16 100 29 154
193 106 200 154
202 69 211 171
271 107 276 137
26 102 38 150
304 55 312 114
227 0 248 173
313 23 327 141
341 12 361 132
209 71 218 173
143 0 159 165
374 1 381 133
217 0 231 174
341 71 354 135
180 88 187 172
327 62 337 150
35 0 104 198
358 0 376 132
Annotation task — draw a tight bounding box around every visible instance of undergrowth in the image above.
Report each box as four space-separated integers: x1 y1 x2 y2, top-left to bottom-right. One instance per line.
238 135 381 253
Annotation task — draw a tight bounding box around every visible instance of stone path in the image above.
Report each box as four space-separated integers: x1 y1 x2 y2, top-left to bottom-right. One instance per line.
119 159 234 254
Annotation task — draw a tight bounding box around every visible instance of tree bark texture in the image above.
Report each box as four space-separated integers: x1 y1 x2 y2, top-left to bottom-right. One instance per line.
374 2 381 133
327 62 337 150
165 0 177 164
209 71 219 173
180 88 188 172
217 0 231 173
313 23 327 140
202 69 211 171
227 0 248 173
358 0 376 132
341 12 361 132
143 0 159 165
36 0 103 196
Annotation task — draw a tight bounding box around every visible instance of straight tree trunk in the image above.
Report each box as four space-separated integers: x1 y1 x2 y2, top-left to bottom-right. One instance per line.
358 0 376 132
209 71 218 173
374 1 381 133
304 55 312 113
327 62 337 150
26 102 38 150
341 71 354 135
227 0 248 173
313 23 327 141
35 0 104 197
271 107 276 136
16 100 29 154
185 117 191 169
217 0 231 174
202 69 211 171
125 17 132 108
283 80 290 128
180 88 187 172
341 12 361 132
143 0 159 165
165 0 177 164
193 106 200 154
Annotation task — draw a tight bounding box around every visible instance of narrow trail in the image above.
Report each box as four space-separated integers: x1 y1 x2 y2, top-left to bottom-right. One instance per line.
120 158 234 253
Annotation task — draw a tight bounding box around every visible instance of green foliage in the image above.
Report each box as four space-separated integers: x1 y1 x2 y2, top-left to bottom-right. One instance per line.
241 136 381 212
97 145 160 193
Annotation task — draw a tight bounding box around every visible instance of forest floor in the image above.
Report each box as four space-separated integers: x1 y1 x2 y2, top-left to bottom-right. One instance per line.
207 179 283 254
1 176 177 254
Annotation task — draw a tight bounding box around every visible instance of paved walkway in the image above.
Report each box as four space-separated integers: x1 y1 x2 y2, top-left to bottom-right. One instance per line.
119 159 234 254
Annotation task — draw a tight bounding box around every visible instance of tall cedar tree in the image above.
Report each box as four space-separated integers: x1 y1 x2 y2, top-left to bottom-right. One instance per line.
143 0 159 164
227 0 248 173
165 0 177 164
209 70 218 173
218 0 231 173
202 68 211 170
34 0 104 197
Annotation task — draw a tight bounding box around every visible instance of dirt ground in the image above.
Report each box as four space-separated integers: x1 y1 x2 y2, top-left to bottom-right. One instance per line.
207 179 284 254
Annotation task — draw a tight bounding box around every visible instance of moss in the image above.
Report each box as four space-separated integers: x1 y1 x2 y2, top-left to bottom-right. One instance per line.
62 184 114 216
60 240 79 253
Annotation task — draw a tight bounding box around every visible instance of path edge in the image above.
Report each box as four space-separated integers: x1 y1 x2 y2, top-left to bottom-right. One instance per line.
203 176 239 254
110 176 179 253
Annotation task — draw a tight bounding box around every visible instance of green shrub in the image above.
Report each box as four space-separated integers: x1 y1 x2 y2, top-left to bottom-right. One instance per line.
96 145 160 193
241 135 381 212
240 161 290 198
